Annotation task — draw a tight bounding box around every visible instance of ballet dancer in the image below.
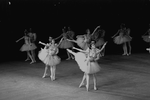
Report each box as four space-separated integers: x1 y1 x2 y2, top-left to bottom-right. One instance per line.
142 24 150 52
38 37 63 81
112 23 132 56
67 41 107 91
67 26 101 50
58 27 74 60
27 29 37 62
16 29 35 64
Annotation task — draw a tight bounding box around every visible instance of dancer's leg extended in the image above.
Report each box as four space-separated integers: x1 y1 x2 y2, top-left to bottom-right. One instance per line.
66 51 71 60
25 51 30 61
42 65 49 78
86 73 90 91
31 50 36 62
93 74 98 90
79 73 86 88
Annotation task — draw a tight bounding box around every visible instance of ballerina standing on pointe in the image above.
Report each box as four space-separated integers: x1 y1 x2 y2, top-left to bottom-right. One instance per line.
38 37 63 81
67 26 101 50
16 29 35 64
27 28 37 62
112 23 132 56
142 24 150 52
67 41 107 91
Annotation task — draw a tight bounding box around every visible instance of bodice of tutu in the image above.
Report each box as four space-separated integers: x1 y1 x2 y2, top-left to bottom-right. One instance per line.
24 36 30 44
47 45 58 56
85 48 99 61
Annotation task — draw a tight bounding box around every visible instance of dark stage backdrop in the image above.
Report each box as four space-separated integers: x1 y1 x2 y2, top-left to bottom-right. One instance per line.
0 0 150 62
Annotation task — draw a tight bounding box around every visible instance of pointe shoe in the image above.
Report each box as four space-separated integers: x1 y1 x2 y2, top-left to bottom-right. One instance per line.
66 58 71 60
94 87 98 90
79 83 85 88
86 85 89 91
25 58 30 61
30 61 35 64
42 74 48 78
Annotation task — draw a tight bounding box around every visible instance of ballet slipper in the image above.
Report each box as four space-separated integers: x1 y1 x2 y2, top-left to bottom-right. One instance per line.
94 86 98 90
79 83 85 88
25 58 30 61
66 57 71 60
86 85 89 91
42 74 48 78
30 61 35 64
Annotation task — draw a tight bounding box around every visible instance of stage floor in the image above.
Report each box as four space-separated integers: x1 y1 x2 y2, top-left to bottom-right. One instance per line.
0 53 150 100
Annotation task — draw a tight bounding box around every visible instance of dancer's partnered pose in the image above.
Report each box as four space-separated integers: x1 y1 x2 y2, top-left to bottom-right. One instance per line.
38 38 63 81
142 24 150 52
112 24 132 56
67 26 101 50
27 29 37 62
16 29 35 64
67 41 107 91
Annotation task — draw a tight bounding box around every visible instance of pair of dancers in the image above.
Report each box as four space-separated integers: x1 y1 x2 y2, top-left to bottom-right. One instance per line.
38 37 63 81
16 29 37 64
67 41 107 91
112 23 132 56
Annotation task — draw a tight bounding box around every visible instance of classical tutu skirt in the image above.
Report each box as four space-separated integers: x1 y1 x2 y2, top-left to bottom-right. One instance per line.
142 35 150 42
114 35 132 44
20 43 37 51
59 39 73 49
76 36 88 50
38 48 61 66
95 38 105 47
73 52 100 74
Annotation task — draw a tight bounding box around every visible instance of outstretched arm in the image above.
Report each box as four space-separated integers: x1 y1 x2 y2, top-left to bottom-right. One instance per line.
72 47 88 53
57 37 64 46
111 30 120 38
91 25 101 36
97 42 107 53
16 36 24 42
67 39 77 43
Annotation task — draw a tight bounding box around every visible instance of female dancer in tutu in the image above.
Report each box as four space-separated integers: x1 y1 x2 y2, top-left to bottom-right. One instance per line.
142 24 150 52
38 37 63 81
67 26 101 50
16 29 35 64
56 27 74 60
27 29 37 62
67 41 107 91
93 28 106 57
112 24 132 56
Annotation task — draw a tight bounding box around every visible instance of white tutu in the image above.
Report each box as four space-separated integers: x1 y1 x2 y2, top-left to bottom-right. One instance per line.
20 43 37 51
38 48 61 66
114 35 132 44
72 51 100 74
95 38 105 47
142 35 150 43
76 36 88 50
59 39 73 49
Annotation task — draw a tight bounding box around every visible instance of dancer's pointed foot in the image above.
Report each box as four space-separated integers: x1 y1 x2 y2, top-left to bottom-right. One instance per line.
42 74 49 78
66 57 71 60
94 86 98 90
30 61 35 64
86 85 89 91
25 58 30 61
79 83 85 88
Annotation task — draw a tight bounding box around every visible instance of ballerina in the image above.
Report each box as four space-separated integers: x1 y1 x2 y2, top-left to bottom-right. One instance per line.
142 24 150 52
56 27 74 60
67 26 101 50
67 41 107 91
112 23 132 56
38 37 63 81
28 29 37 62
16 29 35 64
